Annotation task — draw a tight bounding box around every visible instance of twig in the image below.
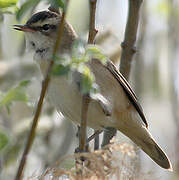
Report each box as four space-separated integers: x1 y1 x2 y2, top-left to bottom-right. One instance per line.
88 0 98 44
14 2 70 180
76 95 90 176
79 95 90 151
88 0 100 151
102 0 143 146
78 0 98 152
120 0 143 79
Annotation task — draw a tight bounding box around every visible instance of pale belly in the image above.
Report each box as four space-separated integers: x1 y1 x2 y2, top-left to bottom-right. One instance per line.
47 75 112 130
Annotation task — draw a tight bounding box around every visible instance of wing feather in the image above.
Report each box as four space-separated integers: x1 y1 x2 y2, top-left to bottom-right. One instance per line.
105 60 148 128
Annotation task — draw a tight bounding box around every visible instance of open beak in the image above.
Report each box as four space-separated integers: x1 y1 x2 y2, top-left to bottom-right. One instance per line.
13 25 36 32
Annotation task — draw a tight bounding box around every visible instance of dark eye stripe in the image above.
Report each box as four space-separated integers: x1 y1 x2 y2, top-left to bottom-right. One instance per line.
48 25 56 30
31 25 57 31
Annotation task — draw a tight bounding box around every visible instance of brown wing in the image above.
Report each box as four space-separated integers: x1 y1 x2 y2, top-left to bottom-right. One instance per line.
106 60 148 128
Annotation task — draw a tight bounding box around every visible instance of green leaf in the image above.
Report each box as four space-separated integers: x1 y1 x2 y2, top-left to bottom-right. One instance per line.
51 64 70 76
0 0 18 8
86 45 107 64
80 65 95 94
49 0 65 10
86 46 101 54
16 0 41 21
72 56 88 65
0 131 8 151
0 80 31 109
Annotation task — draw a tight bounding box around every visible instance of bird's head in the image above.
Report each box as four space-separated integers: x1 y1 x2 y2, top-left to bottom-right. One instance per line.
14 11 61 53
14 10 77 61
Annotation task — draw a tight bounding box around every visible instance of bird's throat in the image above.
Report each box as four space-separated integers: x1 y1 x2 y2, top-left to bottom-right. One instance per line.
35 47 49 54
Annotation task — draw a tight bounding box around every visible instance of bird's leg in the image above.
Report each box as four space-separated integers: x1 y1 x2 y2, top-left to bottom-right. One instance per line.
75 129 103 153
94 131 100 150
75 129 103 152
101 127 116 147
76 125 80 138
86 130 103 147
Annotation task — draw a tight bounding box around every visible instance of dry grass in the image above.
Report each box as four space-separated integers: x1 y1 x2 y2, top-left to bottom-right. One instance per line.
27 139 144 180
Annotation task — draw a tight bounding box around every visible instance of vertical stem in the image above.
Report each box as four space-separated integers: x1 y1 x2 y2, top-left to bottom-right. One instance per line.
76 2 98 175
14 2 70 180
133 1 147 98
88 0 99 150
88 0 98 44
79 96 90 151
15 77 50 180
78 0 98 150
120 0 143 78
78 0 98 151
94 134 99 150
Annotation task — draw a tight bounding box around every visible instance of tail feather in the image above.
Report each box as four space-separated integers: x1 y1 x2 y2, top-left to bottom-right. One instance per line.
118 125 172 170
136 136 172 170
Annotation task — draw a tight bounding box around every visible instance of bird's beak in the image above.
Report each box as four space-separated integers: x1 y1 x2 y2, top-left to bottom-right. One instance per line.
13 25 36 32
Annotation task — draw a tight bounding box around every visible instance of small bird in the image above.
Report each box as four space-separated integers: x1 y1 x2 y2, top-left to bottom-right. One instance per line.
14 10 172 170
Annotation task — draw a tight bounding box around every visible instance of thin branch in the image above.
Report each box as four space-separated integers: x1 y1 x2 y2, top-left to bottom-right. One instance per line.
76 95 90 176
79 95 90 151
78 0 98 152
88 0 100 150
120 0 143 79
88 0 98 44
102 0 143 146
14 2 70 180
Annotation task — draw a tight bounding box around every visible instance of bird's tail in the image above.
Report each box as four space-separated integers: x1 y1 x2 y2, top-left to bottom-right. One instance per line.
117 125 172 170
134 132 172 170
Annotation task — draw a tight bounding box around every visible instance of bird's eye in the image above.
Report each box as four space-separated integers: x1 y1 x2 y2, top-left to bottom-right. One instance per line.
42 24 50 31
30 41 35 47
